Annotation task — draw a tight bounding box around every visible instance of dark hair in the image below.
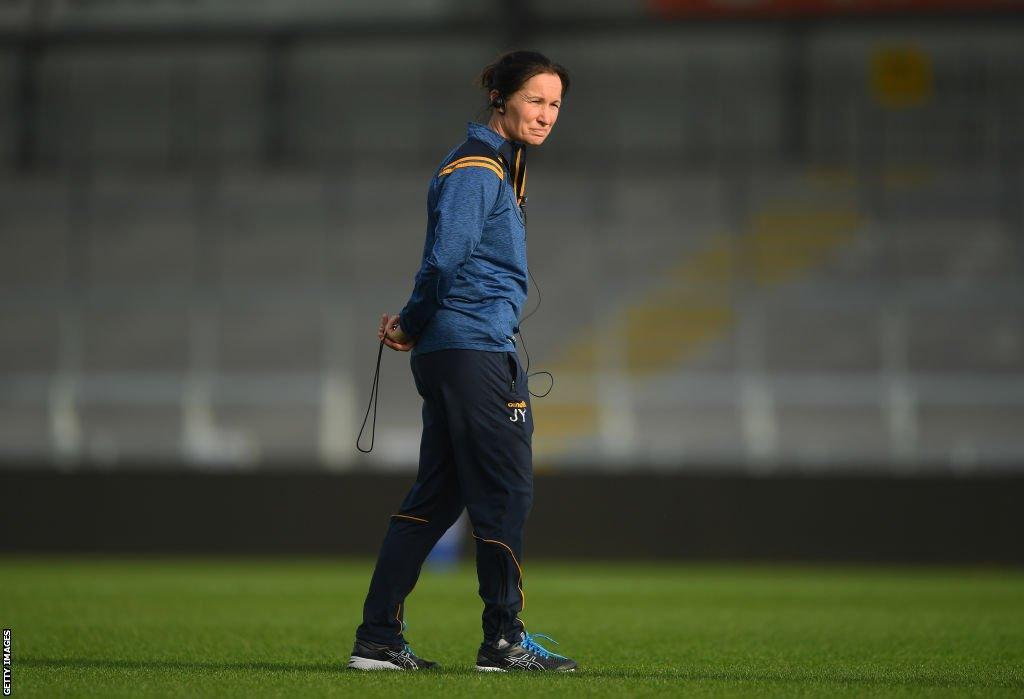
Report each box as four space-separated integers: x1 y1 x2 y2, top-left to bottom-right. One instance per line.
478 50 570 110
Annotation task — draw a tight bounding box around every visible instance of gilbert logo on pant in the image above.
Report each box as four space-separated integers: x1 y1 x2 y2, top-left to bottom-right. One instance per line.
507 400 528 423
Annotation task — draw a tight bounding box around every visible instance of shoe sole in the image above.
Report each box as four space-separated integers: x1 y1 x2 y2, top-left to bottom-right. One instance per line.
475 665 576 672
347 655 405 671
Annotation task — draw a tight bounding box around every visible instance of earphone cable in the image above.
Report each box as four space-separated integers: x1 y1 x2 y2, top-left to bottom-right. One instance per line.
517 266 554 398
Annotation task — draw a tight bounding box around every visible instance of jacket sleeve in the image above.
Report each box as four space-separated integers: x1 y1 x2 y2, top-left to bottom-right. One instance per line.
399 166 501 339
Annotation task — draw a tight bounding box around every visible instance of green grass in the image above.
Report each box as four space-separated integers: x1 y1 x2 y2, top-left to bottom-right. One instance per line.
2 557 1023 697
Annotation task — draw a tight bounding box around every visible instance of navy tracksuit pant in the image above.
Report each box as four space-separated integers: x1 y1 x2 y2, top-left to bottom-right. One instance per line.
356 348 534 647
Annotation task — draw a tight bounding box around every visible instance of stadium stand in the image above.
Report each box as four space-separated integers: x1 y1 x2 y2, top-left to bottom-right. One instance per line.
0 26 1021 471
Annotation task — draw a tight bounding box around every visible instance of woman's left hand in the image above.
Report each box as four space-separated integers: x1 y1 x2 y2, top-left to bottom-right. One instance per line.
378 313 416 352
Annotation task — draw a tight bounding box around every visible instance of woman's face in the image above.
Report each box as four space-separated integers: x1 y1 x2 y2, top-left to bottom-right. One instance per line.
490 72 563 147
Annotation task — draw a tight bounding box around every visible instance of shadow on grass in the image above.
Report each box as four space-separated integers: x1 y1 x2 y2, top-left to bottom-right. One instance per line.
580 668 1021 691
20 658 339 674
19 658 1020 690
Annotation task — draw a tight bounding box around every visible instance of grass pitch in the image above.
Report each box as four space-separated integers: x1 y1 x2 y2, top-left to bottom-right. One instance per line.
2 556 1023 697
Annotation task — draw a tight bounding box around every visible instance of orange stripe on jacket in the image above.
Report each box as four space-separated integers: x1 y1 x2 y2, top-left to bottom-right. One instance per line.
439 159 504 180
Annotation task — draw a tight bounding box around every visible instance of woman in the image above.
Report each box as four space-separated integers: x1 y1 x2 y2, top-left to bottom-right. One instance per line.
347 50 576 672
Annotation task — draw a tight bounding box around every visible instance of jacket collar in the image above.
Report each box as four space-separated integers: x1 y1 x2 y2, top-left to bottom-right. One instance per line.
467 121 522 166
467 121 528 206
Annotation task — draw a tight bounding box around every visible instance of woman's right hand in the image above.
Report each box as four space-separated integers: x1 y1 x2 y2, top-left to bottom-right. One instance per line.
378 313 416 352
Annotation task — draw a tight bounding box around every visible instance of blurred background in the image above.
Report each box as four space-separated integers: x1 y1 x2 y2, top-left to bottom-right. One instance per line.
1 0 1022 561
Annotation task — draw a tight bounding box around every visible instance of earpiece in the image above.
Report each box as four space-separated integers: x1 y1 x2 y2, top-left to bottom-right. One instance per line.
490 93 505 113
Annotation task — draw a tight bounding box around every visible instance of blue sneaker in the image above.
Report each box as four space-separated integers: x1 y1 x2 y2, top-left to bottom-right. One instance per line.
476 631 577 672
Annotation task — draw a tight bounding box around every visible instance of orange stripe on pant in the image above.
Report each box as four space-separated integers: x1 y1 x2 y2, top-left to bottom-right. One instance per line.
472 533 526 613
389 514 427 635
391 513 430 524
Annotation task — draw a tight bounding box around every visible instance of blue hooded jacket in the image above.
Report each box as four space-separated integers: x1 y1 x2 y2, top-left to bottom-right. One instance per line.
399 121 529 357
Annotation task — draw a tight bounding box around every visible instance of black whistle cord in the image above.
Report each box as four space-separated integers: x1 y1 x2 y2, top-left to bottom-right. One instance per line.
356 337 385 453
